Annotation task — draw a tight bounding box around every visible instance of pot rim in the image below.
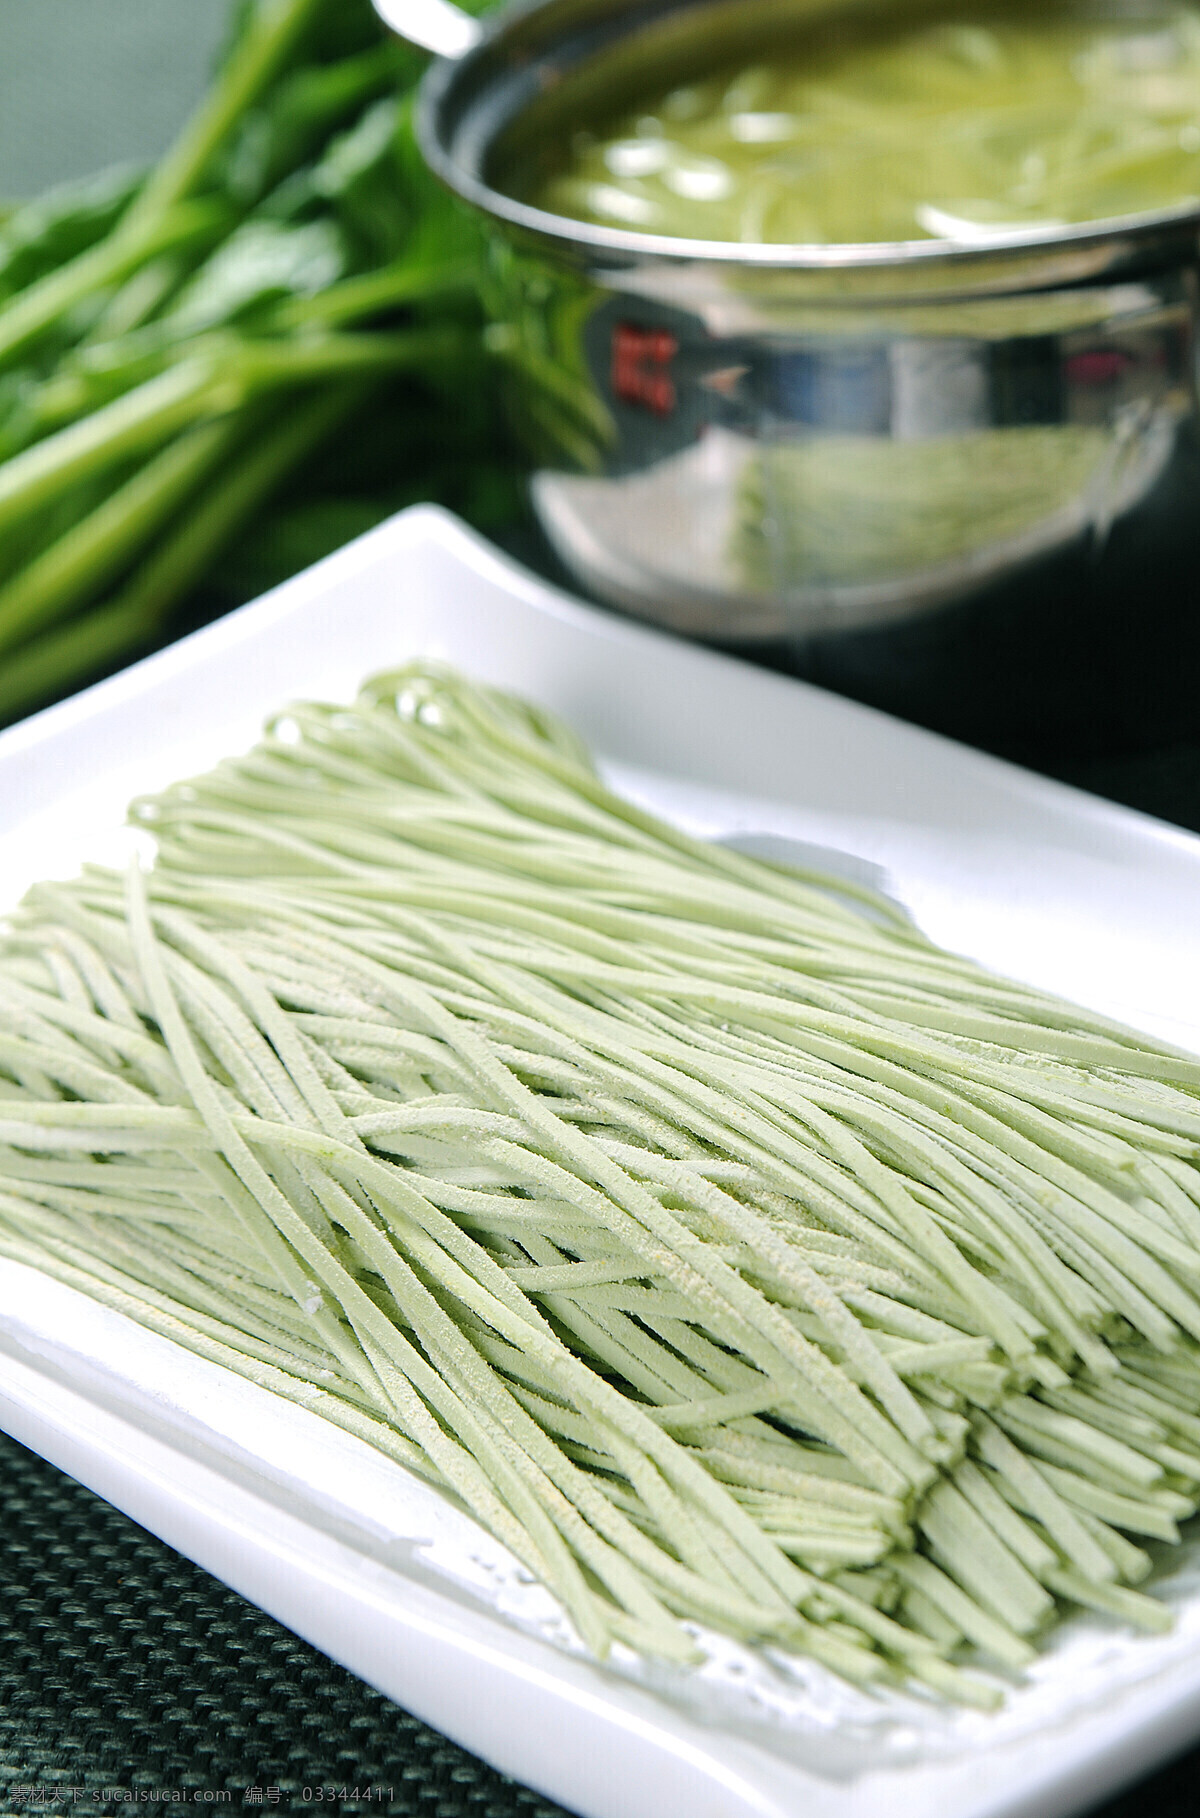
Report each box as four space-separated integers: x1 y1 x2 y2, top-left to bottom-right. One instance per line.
416 0 1200 275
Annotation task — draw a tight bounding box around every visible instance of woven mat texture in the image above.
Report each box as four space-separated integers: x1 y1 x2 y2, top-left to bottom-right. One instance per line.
0 1430 568 1818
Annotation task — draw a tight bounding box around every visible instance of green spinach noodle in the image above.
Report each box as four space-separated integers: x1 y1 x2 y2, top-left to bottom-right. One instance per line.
525 7 1200 243
2 662 1200 1701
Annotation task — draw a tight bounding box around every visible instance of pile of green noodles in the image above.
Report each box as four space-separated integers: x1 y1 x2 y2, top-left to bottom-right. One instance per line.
531 10 1200 243
2 664 1200 1702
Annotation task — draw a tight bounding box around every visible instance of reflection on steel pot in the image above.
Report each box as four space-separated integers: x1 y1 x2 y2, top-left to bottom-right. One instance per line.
375 0 1200 645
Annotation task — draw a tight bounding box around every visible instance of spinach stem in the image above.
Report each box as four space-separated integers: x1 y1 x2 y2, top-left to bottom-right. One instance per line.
0 419 236 660
0 327 472 543
0 386 359 724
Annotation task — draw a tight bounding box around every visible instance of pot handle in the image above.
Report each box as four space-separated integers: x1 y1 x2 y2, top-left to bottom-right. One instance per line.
370 0 482 57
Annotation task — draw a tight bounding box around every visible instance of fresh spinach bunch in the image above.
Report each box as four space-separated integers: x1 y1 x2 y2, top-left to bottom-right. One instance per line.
0 0 517 726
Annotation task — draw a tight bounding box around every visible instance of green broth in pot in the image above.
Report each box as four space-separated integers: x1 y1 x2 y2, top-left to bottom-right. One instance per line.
525 9 1200 243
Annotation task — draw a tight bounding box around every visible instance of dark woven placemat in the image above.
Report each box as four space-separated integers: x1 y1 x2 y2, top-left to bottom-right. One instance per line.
0 1429 570 1817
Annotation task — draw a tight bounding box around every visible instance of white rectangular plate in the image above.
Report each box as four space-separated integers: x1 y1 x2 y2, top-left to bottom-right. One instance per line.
2 504 1199 1818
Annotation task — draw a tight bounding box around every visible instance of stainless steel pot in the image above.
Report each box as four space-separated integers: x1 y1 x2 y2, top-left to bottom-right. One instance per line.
375 0 1200 645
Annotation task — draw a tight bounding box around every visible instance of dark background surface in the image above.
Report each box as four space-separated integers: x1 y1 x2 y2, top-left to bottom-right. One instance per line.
2 5 1199 1815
